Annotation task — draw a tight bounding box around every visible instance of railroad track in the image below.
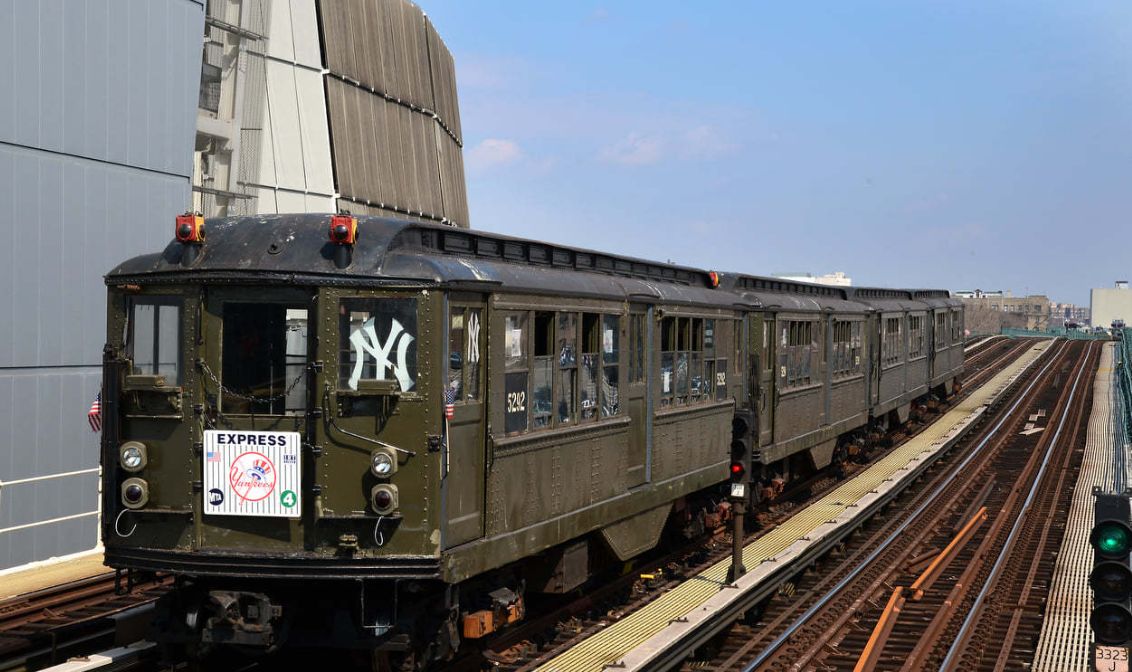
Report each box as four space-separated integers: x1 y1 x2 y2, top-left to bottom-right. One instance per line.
457 341 1033 672
686 338 1095 671
0 571 168 671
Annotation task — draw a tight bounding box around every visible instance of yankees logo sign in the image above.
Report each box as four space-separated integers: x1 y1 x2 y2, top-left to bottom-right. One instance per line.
348 317 416 391
203 430 301 518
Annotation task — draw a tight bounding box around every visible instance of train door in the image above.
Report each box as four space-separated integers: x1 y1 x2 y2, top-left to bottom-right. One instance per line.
200 287 316 547
868 313 881 407
760 314 776 447
444 295 487 548
624 305 650 487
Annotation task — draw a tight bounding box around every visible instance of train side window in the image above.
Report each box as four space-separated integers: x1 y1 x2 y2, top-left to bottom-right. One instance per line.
340 298 418 393
128 298 182 384
660 317 675 407
466 308 482 401
629 313 645 383
224 303 309 414
602 314 621 417
448 310 464 401
909 315 924 358
503 313 529 434
675 318 690 404
448 306 482 403
581 313 600 420
851 322 862 372
935 312 947 350
532 312 554 428
952 311 962 341
557 312 577 424
882 316 902 367
701 316 719 398
784 320 814 388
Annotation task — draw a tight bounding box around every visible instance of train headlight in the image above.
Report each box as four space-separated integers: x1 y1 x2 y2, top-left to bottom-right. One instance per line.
371 484 398 515
121 478 149 508
119 441 147 472
370 450 396 478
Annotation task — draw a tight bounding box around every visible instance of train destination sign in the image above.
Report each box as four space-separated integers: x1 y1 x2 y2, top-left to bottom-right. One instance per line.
203 430 302 518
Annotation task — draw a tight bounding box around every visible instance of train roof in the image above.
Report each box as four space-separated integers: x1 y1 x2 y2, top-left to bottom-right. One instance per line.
106 214 957 311
106 214 736 307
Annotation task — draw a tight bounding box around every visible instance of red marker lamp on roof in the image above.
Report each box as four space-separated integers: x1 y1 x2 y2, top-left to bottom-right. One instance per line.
329 215 358 245
175 212 205 243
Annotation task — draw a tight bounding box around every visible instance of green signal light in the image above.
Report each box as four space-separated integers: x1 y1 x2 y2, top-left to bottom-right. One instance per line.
1095 523 1132 557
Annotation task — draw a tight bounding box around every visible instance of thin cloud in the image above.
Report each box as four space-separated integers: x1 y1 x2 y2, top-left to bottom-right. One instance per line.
467 138 524 171
681 125 738 159
599 132 664 165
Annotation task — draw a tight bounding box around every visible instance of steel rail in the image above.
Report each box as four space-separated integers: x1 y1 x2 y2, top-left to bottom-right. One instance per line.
741 339 1067 672
939 340 1095 670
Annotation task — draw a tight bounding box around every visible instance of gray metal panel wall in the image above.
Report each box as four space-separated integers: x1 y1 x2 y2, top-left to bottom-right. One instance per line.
0 0 203 571
319 0 469 227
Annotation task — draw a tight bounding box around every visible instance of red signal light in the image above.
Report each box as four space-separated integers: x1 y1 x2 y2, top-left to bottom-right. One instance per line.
730 462 745 478
329 215 358 245
175 213 205 243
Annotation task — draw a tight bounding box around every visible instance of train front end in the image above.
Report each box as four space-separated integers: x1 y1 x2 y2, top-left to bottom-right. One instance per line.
100 215 450 657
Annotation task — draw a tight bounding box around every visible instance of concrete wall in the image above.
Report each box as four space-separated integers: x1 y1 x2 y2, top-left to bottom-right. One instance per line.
1092 287 1132 330
0 0 203 570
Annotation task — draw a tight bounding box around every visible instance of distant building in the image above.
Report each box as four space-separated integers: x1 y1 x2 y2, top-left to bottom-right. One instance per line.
1091 281 1132 331
958 291 1051 334
1051 302 1090 330
774 271 852 287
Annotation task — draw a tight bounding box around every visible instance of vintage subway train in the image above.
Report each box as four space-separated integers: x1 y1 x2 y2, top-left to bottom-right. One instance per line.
99 214 963 664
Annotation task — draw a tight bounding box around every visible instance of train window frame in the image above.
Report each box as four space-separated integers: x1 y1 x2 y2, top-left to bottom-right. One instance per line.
832 319 863 379
532 312 555 428
658 314 731 406
221 301 310 415
882 316 903 368
338 296 420 395
448 304 483 405
601 314 621 417
503 312 529 435
908 314 925 359
782 319 816 389
628 312 645 384
935 312 948 351
127 296 183 385
500 308 625 437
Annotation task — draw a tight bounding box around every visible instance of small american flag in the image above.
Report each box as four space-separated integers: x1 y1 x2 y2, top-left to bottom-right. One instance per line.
444 387 456 420
206 449 221 462
87 392 102 433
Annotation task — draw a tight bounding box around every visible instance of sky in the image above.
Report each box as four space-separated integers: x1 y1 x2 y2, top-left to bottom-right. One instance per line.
424 1 1132 306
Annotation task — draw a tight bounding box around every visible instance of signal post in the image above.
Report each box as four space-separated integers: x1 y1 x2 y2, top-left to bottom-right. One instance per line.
728 411 755 583
1090 489 1132 669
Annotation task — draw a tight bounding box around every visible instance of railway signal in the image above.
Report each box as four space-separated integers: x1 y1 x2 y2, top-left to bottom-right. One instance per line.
1090 490 1132 647
728 411 755 582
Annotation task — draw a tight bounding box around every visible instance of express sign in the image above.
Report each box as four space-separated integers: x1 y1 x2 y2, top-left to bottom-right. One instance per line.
203 430 301 518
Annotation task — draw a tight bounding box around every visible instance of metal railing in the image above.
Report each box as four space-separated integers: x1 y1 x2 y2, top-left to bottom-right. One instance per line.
1000 327 1109 340
1116 329 1132 441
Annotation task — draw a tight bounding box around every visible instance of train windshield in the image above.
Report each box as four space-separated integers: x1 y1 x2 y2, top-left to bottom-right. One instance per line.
221 303 309 414
338 298 419 392
128 296 182 384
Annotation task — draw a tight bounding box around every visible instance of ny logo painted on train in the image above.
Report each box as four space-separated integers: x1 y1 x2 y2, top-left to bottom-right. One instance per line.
467 311 480 363
349 317 416 391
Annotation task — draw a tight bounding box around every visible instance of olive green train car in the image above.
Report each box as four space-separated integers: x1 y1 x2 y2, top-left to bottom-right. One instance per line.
100 214 962 662
101 215 745 659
